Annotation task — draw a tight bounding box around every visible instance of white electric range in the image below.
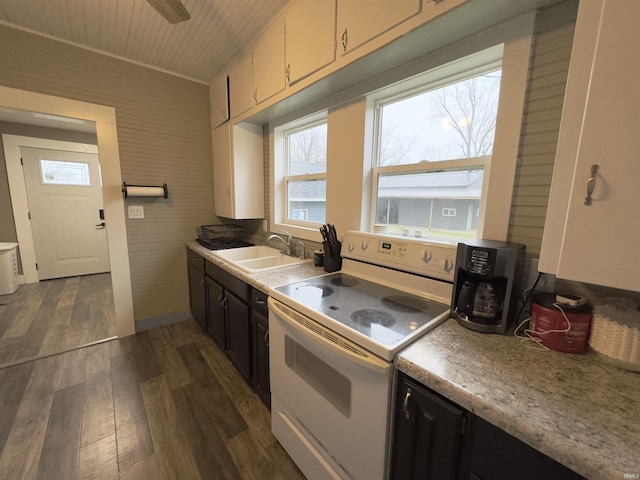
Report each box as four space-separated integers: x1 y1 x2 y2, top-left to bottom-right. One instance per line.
268 230 457 480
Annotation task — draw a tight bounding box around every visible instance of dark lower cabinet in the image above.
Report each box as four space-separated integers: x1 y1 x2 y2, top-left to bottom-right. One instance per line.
458 416 585 480
186 248 271 408
251 289 270 407
187 249 207 332
225 289 251 380
391 372 586 480
391 373 465 480
206 276 225 349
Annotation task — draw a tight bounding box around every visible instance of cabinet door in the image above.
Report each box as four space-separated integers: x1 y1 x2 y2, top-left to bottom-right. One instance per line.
253 19 286 104
187 261 207 332
226 289 251 380
251 308 270 407
206 277 226 349
540 0 640 292
212 122 264 220
286 0 336 84
460 415 585 480
210 71 229 129
212 123 233 218
336 0 421 56
228 50 254 117
391 375 464 480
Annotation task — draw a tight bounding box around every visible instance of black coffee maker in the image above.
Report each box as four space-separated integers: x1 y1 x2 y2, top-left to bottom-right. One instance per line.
451 240 525 334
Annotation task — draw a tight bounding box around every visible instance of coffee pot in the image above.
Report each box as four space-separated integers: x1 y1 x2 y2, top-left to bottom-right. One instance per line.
451 240 525 334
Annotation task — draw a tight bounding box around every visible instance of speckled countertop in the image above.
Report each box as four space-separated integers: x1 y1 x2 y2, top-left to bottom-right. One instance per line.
396 320 640 480
188 241 640 480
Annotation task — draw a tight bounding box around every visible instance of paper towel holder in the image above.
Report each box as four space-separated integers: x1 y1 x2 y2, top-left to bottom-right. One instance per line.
122 182 169 199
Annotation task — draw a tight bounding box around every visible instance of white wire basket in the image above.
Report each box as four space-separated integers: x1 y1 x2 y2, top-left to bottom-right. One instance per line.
589 297 640 372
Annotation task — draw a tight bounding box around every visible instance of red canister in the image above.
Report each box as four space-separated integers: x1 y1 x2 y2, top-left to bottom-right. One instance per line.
529 293 593 354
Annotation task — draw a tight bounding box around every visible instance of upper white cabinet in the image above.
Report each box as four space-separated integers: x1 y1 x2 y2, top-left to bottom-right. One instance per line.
228 51 254 118
285 0 337 85
336 0 421 56
253 19 286 104
539 0 640 292
212 122 264 219
227 20 286 118
209 71 229 129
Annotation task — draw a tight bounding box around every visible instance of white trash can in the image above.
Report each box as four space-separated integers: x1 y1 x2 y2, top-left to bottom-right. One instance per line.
0 242 19 295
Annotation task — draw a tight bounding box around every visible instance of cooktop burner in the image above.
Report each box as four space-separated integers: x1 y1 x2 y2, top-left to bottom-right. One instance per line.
275 272 449 348
351 309 396 327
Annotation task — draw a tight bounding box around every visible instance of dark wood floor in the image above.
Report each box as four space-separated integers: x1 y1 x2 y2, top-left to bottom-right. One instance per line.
0 273 116 368
0 318 306 479
0 274 303 478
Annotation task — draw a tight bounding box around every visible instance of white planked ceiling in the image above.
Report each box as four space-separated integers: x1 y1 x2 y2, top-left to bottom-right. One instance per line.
0 0 291 84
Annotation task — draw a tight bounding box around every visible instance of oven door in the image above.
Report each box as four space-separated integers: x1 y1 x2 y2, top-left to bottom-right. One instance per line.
268 297 393 480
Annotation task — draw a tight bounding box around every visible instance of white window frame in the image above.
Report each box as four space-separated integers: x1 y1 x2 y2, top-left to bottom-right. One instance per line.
272 111 328 237
368 48 502 238
269 13 534 243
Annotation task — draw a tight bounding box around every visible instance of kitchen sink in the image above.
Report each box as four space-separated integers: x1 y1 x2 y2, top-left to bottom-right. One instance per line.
212 245 311 273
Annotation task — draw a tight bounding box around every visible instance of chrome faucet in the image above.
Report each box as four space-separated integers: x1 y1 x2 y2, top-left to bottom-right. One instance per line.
266 230 292 256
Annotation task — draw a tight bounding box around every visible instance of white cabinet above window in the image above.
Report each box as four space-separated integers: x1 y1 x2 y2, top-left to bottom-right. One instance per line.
285 0 337 85
539 0 640 292
228 51 254 118
210 71 229 129
253 19 286 104
336 0 421 56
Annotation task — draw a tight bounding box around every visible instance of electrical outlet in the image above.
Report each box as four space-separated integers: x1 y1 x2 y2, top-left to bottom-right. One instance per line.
527 258 555 293
127 205 144 219
263 219 268 232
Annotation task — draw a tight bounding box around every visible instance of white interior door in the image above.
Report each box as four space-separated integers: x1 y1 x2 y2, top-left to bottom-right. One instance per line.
21 147 110 280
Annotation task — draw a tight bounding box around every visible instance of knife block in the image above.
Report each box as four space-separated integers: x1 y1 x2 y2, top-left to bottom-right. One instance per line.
323 241 342 273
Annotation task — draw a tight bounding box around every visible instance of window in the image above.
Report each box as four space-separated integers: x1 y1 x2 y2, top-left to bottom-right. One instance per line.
275 113 328 228
40 159 91 186
371 63 502 241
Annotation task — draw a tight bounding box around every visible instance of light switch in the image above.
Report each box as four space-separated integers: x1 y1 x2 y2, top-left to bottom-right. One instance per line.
128 205 144 219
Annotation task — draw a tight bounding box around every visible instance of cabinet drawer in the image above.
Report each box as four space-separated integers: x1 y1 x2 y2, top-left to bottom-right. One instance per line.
251 289 269 315
187 248 205 271
205 259 251 303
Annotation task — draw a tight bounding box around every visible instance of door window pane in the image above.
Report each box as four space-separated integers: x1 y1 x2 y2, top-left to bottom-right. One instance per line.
40 159 91 186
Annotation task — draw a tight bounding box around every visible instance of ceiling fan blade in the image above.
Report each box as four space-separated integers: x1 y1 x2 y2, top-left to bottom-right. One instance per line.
146 0 191 24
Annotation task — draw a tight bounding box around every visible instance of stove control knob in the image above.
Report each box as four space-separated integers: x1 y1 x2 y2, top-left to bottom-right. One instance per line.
440 257 454 272
347 241 355 252
422 249 433 263
360 240 368 251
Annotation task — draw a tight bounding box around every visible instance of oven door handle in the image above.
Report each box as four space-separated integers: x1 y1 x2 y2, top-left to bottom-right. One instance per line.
269 298 390 377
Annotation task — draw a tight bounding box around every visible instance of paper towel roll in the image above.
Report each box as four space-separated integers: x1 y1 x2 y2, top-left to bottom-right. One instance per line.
125 186 166 197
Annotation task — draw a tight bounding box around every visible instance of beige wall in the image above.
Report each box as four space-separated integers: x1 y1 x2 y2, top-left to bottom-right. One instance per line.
0 25 216 324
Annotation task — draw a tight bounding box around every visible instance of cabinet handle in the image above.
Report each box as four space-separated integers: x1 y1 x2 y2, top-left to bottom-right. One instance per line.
253 88 257 104
200 279 205 290
256 297 266 305
264 330 269 346
403 387 412 420
341 29 348 52
286 64 290 83
584 164 599 205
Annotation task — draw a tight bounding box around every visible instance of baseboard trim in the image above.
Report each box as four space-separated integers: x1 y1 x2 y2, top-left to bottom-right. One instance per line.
135 311 193 333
